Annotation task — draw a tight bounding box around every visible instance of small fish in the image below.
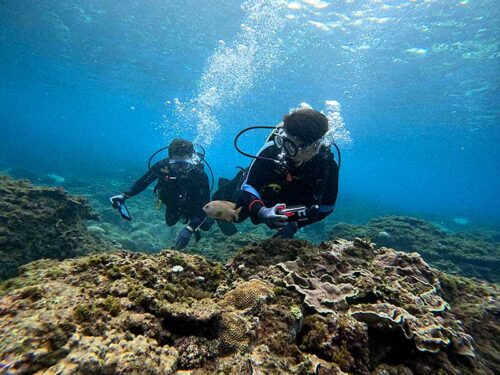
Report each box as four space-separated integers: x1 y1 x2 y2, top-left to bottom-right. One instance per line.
203 200 242 222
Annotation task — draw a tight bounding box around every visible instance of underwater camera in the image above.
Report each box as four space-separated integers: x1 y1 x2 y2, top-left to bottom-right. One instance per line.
110 197 132 221
277 204 311 222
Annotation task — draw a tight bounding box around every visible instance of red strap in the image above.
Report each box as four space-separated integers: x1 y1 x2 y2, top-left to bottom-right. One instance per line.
248 199 264 213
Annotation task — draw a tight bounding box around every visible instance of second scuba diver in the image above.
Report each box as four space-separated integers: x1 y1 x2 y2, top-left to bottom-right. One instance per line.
109 138 213 250
221 108 339 239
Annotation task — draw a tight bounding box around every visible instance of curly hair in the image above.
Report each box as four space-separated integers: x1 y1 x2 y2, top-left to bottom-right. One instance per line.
168 138 194 157
283 109 329 144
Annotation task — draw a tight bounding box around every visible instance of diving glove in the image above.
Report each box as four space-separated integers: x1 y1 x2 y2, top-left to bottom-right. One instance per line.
258 203 288 230
174 226 193 250
272 222 298 239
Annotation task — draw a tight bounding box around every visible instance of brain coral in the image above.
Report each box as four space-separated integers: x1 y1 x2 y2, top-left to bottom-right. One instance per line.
220 279 274 310
216 279 274 353
217 311 251 353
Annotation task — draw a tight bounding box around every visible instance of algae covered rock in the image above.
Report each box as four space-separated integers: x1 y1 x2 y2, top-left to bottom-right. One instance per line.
233 238 498 374
0 174 114 280
0 239 498 374
0 250 225 373
330 215 500 282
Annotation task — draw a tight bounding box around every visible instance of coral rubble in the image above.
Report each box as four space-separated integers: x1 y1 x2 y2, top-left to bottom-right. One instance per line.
1 238 498 374
330 216 500 283
0 174 113 280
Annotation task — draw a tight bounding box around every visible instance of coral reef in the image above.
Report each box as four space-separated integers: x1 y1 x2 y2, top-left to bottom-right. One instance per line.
0 174 114 280
1 238 498 374
330 216 500 282
264 240 474 370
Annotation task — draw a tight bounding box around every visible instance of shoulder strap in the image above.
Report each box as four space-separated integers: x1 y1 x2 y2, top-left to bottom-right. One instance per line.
316 149 334 204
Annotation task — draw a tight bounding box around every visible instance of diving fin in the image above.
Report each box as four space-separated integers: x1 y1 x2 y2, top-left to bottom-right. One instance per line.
216 219 238 236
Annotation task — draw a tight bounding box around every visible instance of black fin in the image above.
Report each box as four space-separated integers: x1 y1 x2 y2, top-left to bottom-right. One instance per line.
216 220 238 236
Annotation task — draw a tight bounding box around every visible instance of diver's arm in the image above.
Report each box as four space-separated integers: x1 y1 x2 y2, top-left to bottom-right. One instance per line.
237 145 277 224
238 187 265 224
123 160 163 197
297 158 339 228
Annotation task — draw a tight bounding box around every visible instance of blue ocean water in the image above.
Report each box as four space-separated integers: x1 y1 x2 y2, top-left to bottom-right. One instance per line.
1 0 499 229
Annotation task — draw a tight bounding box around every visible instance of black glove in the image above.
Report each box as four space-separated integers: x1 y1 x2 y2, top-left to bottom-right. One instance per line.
258 204 288 229
272 222 298 239
174 226 193 250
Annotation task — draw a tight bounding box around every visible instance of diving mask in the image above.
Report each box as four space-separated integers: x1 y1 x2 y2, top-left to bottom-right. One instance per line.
169 156 196 171
273 128 321 159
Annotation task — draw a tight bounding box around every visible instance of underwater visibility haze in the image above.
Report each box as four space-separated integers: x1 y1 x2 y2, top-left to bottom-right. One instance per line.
1 0 499 228
1 1 500 374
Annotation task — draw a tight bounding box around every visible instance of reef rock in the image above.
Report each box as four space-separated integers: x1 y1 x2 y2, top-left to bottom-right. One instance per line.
329 216 500 283
269 239 476 368
0 174 114 280
0 239 498 374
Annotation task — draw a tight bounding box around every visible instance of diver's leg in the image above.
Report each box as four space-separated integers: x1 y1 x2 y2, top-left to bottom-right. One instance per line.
199 217 215 231
165 209 180 227
216 220 239 236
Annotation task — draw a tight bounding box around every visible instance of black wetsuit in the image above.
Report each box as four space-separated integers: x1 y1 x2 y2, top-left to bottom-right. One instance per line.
237 142 339 228
124 158 211 229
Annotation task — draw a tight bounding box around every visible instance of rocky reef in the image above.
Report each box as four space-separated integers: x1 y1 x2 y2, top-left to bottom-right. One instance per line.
0 174 113 280
1 238 498 374
330 216 500 283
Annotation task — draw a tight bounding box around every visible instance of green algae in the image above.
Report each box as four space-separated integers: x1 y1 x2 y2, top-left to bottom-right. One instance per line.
290 305 302 321
45 267 64 279
73 303 96 323
106 265 122 279
102 296 122 317
331 345 352 369
300 315 329 350
20 285 43 300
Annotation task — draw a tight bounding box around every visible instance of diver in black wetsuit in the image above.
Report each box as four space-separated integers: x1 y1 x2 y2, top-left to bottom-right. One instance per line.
109 138 212 250
236 108 339 239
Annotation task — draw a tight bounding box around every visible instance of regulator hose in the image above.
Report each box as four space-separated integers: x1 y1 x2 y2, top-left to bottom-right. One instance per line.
234 125 341 171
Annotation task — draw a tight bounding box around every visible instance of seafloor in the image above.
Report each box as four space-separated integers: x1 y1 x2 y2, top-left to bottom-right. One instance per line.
0 173 499 374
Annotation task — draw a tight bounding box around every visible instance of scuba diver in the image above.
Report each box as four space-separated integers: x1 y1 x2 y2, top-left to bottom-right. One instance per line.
227 108 339 239
109 138 213 250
